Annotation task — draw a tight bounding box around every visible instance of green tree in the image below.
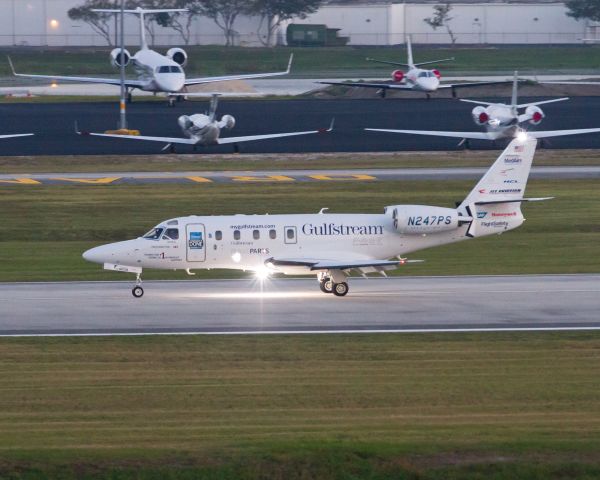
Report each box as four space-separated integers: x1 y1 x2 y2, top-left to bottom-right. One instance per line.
68 0 120 46
423 3 456 45
251 0 322 46
565 0 600 21
195 0 254 46
153 0 201 45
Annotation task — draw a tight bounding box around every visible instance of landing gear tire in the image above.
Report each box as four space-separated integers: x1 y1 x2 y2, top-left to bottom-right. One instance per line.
132 286 144 298
319 278 333 294
168 97 176 107
332 282 349 297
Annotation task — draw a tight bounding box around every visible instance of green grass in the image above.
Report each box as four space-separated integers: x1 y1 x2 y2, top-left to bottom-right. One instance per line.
3 45 600 79
0 333 599 478
2 149 600 174
0 179 598 281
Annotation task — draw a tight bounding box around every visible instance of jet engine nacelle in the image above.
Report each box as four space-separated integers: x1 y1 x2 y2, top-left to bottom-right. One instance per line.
385 205 459 235
432 69 441 79
110 48 131 68
391 70 404 83
472 106 489 125
167 48 188 67
178 115 194 131
219 114 235 130
525 105 544 125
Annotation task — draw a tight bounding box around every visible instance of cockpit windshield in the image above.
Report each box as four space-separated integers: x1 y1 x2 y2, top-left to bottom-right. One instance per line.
418 71 435 78
143 227 164 240
157 66 182 73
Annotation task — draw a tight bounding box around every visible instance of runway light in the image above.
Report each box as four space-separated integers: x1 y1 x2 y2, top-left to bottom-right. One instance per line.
50 82 58 89
517 131 528 142
254 266 271 281
49 19 59 29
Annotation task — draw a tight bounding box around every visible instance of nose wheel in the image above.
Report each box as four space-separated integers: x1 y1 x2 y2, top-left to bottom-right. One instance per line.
132 273 144 298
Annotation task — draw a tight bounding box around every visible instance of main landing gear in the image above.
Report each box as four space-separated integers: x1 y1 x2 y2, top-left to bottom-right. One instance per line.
318 274 349 297
132 273 144 298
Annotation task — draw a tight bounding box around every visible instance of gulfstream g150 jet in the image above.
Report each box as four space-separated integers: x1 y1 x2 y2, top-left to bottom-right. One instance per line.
76 94 333 152
9 7 293 106
83 137 549 298
366 71 600 145
319 36 508 98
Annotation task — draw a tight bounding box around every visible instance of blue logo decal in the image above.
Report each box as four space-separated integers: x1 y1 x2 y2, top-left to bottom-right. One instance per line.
189 231 204 249
477 212 487 219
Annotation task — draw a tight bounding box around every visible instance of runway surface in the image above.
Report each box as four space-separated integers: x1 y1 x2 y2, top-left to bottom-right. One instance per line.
2 97 600 156
1 166 598 185
1 275 598 336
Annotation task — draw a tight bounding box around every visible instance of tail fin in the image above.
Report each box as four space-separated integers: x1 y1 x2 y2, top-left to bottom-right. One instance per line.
460 137 537 210
406 35 414 69
208 94 219 122
93 7 187 50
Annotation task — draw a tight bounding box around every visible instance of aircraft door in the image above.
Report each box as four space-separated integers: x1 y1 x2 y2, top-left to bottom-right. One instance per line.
186 224 206 262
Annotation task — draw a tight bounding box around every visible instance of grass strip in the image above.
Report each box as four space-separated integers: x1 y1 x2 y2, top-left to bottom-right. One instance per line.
0 332 599 478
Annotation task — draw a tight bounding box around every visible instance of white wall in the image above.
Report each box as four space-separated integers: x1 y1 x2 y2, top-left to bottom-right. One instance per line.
0 0 589 46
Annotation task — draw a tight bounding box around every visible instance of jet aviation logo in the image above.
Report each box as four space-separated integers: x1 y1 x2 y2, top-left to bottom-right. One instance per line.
188 231 204 249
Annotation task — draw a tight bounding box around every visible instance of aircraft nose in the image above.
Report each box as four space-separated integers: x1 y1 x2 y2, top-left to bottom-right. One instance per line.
83 245 111 264
420 78 439 91
159 74 185 93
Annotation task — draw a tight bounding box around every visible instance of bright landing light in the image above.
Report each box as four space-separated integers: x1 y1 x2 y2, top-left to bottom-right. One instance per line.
253 266 271 281
516 131 528 142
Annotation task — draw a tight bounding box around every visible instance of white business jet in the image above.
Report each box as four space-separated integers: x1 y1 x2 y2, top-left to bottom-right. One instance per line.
76 94 333 152
83 136 548 298
366 71 600 145
319 36 508 98
8 7 293 106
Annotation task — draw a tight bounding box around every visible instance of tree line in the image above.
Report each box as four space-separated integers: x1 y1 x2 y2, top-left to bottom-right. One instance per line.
68 0 322 47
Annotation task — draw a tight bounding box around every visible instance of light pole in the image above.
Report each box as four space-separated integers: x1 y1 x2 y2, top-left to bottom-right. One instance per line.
119 0 127 130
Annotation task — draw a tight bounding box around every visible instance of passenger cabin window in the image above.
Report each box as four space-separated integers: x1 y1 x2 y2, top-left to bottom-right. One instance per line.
143 227 164 240
234 230 241 240
162 228 179 240
215 230 222 241
286 228 295 240
269 229 276 239
253 230 260 240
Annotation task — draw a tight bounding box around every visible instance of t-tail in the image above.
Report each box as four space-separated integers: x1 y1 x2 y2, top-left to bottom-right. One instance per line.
92 7 187 50
208 94 219 122
458 137 552 238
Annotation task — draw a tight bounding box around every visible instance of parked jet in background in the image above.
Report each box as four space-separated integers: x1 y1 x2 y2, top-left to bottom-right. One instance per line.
319 36 508 98
366 71 600 145
76 94 333 152
0 133 33 140
83 137 547 298
9 7 293 106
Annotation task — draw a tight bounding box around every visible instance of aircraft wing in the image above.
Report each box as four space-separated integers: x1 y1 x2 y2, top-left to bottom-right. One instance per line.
0 133 34 139
8 57 146 88
184 54 293 86
217 120 334 145
526 127 600 139
266 257 406 271
438 80 513 90
318 81 413 90
77 130 197 145
365 128 494 140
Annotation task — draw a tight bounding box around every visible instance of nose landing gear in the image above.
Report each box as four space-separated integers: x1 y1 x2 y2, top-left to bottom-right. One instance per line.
132 273 144 298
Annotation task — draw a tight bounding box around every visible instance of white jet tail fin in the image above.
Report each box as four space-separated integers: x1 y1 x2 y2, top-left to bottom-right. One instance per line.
459 137 537 210
510 70 519 116
93 7 187 50
406 35 414 69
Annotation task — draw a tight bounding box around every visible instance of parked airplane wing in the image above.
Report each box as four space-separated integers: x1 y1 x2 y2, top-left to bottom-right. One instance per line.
8 56 146 88
526 127 600 139
76 129 197 145
0 133 34 139
184 54 293 86
217 119 334 145
438 80 514 90
365 128 494 140
318 81 414 91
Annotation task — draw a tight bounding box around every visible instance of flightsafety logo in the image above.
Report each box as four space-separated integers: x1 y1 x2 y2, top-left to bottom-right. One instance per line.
302 223 384 236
